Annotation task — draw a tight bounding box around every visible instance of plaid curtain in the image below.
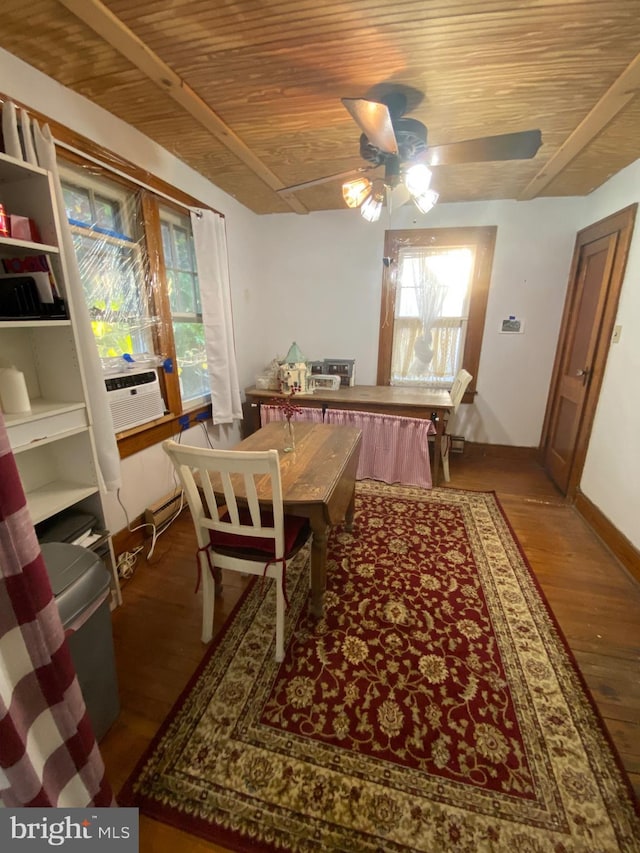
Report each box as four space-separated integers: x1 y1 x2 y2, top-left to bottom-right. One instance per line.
0 413 114 806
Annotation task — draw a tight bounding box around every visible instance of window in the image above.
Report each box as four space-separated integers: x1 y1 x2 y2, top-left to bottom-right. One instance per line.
59 161 210 441
159 205 208 403
377 227 496 396
61 170 153 359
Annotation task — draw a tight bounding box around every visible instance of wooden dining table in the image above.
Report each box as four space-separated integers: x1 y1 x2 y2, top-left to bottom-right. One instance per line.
231 420 362 617
245 384 454 485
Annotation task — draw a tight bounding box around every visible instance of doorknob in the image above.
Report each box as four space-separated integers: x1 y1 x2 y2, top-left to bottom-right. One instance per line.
576 367 590 378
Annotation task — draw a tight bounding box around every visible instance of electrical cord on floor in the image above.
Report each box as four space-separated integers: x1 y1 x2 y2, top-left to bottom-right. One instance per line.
143 427 190 559
116 489 156 580
115 426 189 574
116 545 144 580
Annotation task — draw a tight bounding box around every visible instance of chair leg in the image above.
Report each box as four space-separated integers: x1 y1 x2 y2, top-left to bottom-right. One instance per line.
275 575 285 662
441 434 451 483
200 552 215 643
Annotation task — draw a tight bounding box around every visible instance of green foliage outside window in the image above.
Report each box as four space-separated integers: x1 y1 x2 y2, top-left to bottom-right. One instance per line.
161 213 208 402
61 165 209 411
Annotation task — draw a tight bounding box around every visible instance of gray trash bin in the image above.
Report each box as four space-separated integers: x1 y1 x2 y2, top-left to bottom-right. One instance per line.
41 542 120 741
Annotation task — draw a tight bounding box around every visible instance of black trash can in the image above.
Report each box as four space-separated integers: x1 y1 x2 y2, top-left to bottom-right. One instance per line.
40 542 120 741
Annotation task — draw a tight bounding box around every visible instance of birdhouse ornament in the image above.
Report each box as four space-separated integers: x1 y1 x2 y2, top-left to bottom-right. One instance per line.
278 342 311 395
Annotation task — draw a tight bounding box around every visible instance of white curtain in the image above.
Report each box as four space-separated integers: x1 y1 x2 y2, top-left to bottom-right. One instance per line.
401 249 448 374
191 209 242 425
430 318 464 378
392 247 469 387
6 103 121 492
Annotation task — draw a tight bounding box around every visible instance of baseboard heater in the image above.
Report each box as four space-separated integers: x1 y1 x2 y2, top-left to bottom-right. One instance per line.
105 368 166 432
144 489 183 529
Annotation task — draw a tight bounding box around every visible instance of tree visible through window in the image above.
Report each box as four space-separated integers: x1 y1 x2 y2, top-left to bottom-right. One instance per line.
59 160 210 429
160 206 208 403
377 227 496 394
61 171 153 359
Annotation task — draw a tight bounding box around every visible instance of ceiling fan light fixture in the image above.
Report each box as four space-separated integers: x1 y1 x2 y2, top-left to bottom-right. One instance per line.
342 176 373 208
404 163 432 196
360 190 385 222
412 188 439 214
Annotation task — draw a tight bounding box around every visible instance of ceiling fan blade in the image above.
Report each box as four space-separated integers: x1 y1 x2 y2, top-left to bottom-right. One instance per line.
342 98 399 155
422 130 542 166
277 165 378 195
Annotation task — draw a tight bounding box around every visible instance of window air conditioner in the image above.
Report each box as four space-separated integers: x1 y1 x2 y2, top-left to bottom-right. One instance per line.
104 368 166 432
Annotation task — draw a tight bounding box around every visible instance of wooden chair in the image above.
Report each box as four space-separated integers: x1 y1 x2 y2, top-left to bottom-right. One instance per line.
163 440 310 661
441 369 473 482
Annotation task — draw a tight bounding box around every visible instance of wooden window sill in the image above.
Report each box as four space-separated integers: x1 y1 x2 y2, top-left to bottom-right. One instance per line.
117 404 212 459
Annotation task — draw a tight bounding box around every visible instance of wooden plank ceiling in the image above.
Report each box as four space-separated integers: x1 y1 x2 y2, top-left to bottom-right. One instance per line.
1 0 639 215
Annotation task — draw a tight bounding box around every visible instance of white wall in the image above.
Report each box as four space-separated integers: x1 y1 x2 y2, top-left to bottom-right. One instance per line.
2 48 638 552
254 196 582 446
254 177 639 549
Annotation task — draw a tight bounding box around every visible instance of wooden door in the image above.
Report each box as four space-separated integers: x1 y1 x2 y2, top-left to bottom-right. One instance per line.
541 205 636 496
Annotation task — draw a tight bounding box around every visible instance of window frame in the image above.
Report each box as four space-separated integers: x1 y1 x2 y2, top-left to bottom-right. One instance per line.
376 226 497 401
58 151 212 458
158 203 209 408
61 166 155 359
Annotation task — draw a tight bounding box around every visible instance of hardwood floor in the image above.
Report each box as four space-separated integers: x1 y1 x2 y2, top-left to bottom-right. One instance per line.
100 446 640 851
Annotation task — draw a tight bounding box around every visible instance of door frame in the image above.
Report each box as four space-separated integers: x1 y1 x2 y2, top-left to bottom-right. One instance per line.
540 204 637 499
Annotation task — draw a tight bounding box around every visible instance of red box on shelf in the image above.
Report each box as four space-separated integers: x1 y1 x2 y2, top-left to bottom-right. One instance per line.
9 215 41 242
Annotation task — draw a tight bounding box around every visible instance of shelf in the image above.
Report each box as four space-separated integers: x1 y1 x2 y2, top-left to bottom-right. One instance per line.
0 318 71 328
2 151 121 605
0 236 59 257
4 399 85 426
5 401 88 452
0 151 49 180
26 482 100 526
11 426 90 454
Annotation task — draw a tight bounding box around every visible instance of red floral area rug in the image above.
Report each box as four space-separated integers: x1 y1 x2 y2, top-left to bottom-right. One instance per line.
120 482 640 851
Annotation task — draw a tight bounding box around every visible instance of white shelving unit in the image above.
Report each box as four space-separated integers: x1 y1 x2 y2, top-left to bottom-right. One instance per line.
0 151 121 606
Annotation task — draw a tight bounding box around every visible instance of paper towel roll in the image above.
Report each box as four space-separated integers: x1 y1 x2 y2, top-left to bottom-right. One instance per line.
0 366 32 414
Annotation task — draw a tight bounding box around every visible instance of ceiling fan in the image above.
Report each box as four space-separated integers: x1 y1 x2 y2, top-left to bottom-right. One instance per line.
277 92 542 220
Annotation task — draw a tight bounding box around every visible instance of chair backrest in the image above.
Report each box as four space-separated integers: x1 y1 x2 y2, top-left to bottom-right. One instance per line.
450 369 473 412
163 440 285 557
